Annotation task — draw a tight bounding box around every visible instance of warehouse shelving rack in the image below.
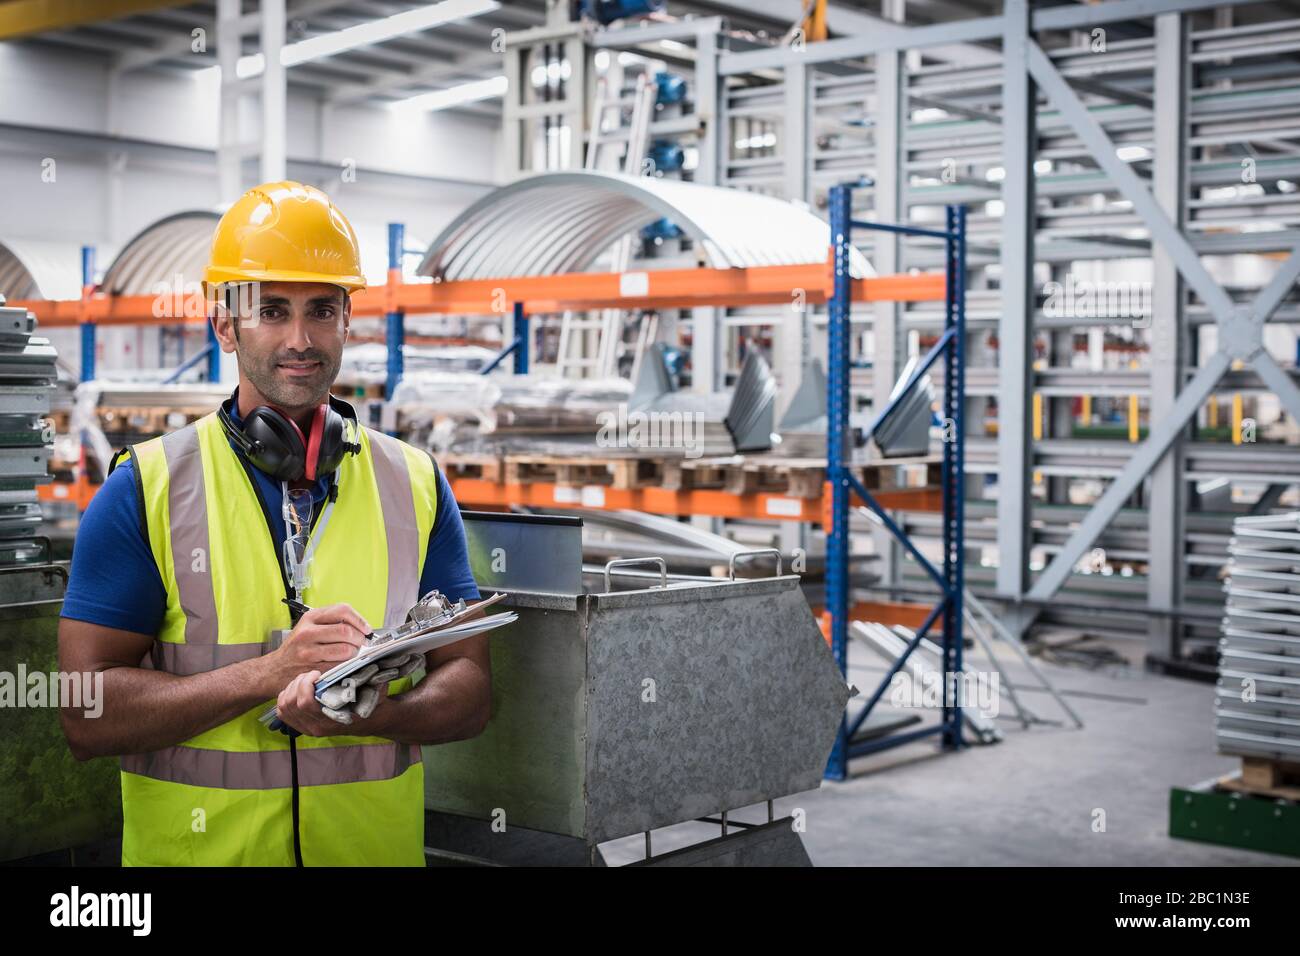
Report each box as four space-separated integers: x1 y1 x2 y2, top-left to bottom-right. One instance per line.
700 0 1300 669
824 185 967 779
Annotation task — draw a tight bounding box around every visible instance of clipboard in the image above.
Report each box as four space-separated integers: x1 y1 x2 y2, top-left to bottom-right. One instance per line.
258 592 516 729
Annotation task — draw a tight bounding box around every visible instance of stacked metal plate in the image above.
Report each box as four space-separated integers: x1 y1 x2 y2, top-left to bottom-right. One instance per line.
0 295 56 565
1217 512 1300 761
870 354 935 457
774 359 828 458
723 349 777 453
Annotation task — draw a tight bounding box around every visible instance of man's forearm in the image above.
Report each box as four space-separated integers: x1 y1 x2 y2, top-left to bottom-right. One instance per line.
64 657 276 759
364 657 491 746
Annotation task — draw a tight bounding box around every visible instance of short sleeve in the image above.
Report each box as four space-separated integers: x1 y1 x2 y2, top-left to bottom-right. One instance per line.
418 465 481 603
60 456 167 635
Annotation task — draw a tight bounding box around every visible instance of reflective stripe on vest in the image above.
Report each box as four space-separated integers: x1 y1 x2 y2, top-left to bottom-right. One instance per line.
367 428 425 628
118 413 437 866
162 426 220 644
122 740 422 789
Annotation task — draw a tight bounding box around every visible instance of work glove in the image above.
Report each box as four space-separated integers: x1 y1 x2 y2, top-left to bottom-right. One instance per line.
315 650 424 724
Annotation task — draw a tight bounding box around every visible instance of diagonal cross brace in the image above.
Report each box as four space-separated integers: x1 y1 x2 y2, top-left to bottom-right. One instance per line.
1026 352 1230 602
1026 42 1235 321
1022 40 1300 606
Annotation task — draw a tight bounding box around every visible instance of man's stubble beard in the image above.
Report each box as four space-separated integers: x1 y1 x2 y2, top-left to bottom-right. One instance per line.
237 345 342 411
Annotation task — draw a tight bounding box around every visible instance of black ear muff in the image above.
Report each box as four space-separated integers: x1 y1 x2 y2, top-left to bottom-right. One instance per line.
219 396 361 483
242 407 308 482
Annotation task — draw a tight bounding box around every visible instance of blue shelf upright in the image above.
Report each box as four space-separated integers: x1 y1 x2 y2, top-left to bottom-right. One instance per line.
479 301 530 375
385 222 407 402
824 183 967 781
79 246 96 382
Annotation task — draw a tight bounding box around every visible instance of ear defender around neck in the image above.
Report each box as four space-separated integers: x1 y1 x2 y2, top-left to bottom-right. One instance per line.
219 398 360 482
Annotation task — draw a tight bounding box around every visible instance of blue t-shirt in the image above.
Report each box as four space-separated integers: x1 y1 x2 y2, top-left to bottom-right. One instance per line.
60 406 480 636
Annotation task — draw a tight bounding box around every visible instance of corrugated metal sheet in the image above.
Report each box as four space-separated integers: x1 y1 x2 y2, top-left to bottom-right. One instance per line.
0 238 85 300
101 212 220 296
98 213 426 294
418 171 872 279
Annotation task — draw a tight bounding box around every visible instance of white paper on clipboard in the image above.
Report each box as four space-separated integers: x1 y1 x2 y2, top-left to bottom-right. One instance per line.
258 595 517 726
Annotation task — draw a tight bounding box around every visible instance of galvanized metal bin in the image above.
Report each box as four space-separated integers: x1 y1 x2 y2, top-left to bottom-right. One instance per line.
424 514 850 861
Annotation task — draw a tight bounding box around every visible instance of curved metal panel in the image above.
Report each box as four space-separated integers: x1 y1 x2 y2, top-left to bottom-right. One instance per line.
0 238 85 300
100 211 221 297
418 171 872 279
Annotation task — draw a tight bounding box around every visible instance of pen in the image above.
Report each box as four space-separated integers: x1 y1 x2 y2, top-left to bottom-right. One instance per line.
282 597 311 617
282 596 379 640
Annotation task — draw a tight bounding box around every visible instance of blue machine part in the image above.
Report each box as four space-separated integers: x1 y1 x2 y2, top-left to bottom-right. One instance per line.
647 139 684 173
655 71 687 106
661 344 685 378
581 0 664 25
640 216 683 243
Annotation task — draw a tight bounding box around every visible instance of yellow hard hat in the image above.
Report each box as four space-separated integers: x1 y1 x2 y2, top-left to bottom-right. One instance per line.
204 181 366 292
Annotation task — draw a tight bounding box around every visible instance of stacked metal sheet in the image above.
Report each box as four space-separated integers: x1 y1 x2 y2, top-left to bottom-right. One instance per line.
871 354 935 458
774 359 828 458
1217 512 1300 761
394 349 770 459
624 343 773 456
724 350 777 453
0 295 56 565
339 343 500 384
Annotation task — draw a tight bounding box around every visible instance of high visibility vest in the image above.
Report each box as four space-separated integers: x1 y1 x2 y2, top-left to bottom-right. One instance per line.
113 412 438 866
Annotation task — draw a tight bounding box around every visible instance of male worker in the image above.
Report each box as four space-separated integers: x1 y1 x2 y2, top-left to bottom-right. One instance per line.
58 181 489 867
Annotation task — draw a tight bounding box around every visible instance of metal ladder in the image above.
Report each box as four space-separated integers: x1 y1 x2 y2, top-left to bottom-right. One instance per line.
554 71 656 379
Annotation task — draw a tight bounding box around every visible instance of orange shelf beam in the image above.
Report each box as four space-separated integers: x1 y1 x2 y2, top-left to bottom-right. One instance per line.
14 263 946 327
815 602 940 642
37 475 98 511
818 482 942 525
448 477 940 523
48 474 940 520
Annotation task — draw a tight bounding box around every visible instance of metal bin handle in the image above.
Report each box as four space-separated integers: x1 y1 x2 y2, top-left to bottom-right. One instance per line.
603 557 669 592
728 548 783 580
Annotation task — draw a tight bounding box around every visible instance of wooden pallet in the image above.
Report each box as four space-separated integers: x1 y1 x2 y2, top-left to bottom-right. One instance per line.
97 405 213 435
439 454 504 484
664 454 943 501
500 454 668 491
1217 757 1300 802
662 456 820 498
445 450 943 502
857 457 944 493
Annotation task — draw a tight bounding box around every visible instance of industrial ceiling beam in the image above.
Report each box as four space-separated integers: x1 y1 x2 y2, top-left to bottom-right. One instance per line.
721 0 1281 73
19 27 141 54
327 51 502 103
0 0 187 40
112 0 358 73
698 0 1000 66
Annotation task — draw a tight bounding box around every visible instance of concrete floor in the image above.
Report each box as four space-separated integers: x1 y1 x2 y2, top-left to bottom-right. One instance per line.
600 635 1295 867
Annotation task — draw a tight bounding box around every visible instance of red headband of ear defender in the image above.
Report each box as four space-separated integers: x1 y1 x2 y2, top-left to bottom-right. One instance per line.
217 397 360 483
304 405 327 481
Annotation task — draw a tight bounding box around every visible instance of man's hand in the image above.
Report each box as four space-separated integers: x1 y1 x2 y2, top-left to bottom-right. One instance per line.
257 603 369 698
275 670 392 738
